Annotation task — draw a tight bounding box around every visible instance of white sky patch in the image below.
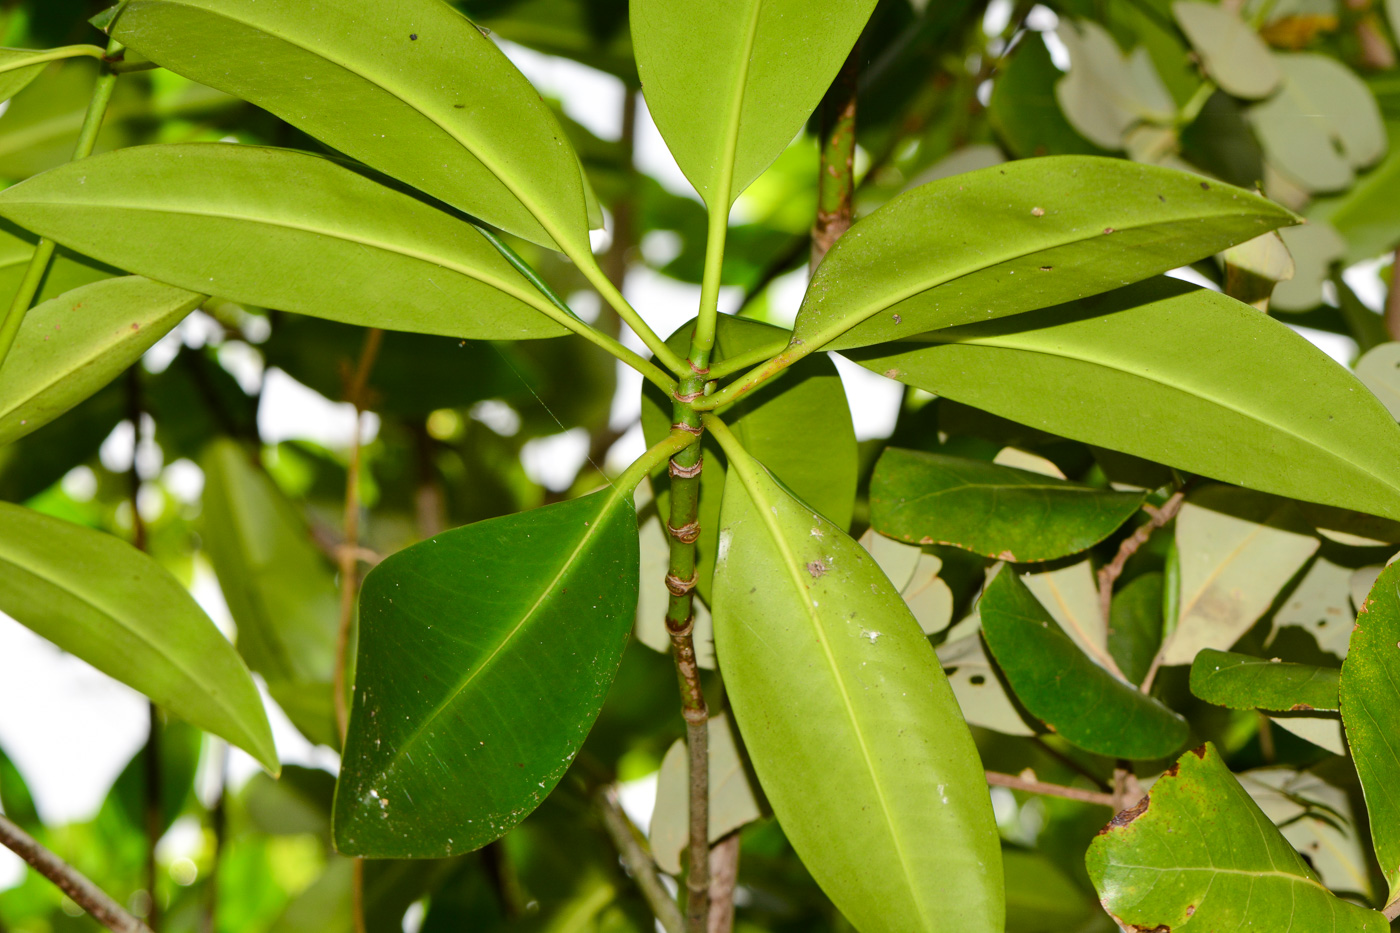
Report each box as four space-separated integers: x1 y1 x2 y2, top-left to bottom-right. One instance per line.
1343 257 1388 311
831 355 903 441
521 427 591 491
258 368 380 448
617 770 659 835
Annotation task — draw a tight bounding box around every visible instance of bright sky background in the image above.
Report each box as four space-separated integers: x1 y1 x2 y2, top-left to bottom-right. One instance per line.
0 5 1390 893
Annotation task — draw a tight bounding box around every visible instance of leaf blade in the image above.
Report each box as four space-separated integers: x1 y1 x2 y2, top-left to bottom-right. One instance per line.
1191 649 1340 712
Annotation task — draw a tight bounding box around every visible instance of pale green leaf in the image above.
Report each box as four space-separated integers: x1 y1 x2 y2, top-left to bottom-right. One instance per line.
112 0 592 252
631 0 876 209
857 530 954 635
1356 342 1400 420
713 455 1002 933
0 144 569 340
849 279 1400 522
199 440 340 748
1270 713 1347 755
0 502 278 773
1086 742 1385 931
1272 221 1348 312
1310 122 1400 263
1249 53 1387 193
1241 768 1375 901
1273 556 1356 660
1165 486 1319 666
649 712 764 875
0 277 201 445
1173 2 1281 99
936 632 1037 737
1054 19 1175 149
795 158 1296 353
1021 559 1109 665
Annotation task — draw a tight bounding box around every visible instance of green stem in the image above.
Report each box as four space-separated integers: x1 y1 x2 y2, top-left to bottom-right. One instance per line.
614 428 698 494
578 254 690 376
0 37 123 374
691 203 729 370
1176 79 1216 127
811 48 859 271
690 342 810 412
472 223 677 395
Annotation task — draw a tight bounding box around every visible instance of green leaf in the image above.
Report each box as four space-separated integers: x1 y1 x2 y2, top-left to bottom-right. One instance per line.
0 227 113 309
0 144 570 341
649 712 765 876
795 158 1296 354
1340 560 1400 905
631 0 876 210
1109 572 1164 686
1002 850 1102 933
712 454 1003 933
979 568 1188 760
1309 122 1400 263
1274 556 1357 660
0 502 278 773
1272 220 1349 312
1355 341 1400 420
1191 649 1339 712
1241 768 1375 901
1165 485 1319 666
849 278 1400 521
641 315 855 599
1087 743 1385 931
112 0 593 253
199 440 340 748
869 448 1143 562
0 277 202 446
334 486 640 858
0 49 66 104
1248 53 1388 194
988 32 1110 159
1172 2 1281 100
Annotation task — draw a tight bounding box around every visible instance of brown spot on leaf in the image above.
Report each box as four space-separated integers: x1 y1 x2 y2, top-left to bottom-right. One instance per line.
1103 227 1115 234
884 368 901 379
1200 181 1210 190
806 559 828 579
996 550 1017 561
1099 795 1150 835
1290 703 1315 711
1188 744 1207 759
1185 905 1196 917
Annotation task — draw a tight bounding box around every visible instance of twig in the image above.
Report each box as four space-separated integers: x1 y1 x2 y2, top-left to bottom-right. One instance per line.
811 46 859 270
597 787 684 933
335 327 382 933
0 812 153 933
985 771 1117 808
706 834 741 933
1097 488 1189 684
1384 897 1400 922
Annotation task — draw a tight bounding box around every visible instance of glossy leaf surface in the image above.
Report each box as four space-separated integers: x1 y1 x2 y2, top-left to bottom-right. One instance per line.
796 157 1296 352
979 568 1187 759
334 487 639 858
1340 561 1400 905
0 276 201 445
1191 649 1339 712
631 0 875 209
0 144 569 340
1087 743 1385 931
713 456 1002 933
1241 768 1374 901
851 278 1400 521
200 440 341 748
0 502 277 772
869 448 1143 562
642 315 855 598
112 0 592 252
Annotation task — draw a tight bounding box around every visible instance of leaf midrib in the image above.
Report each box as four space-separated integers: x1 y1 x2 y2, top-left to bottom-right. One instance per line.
13 197 563 327
728 458 927 926
147 2 578 254
371 485 630 782
801 197 1284 349
929 332 1400 501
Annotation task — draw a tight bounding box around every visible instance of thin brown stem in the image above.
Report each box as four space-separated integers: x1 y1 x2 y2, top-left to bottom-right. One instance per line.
811 46 859 271
0 812 153 933
597 787 684 933
335 328 382 933
1383 897 1400 921
985 771 1116 808
1098 489 1187 636
706 833 741 933
199 744 227 933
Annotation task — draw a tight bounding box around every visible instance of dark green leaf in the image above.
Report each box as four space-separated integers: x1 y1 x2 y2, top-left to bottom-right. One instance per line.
979 568 1188 760
988 33 1110 159
1340 560 1400 907
1108 572 1164 686
851 278 1400 522
113 0 593 253
334 486 640 857
0 502 278 772
1087 743 1385 931
794 157 1296 353
713 452 1002 933
0 277 202 445
1191 649 1340 712
0 144 571 341
869 448 1143 562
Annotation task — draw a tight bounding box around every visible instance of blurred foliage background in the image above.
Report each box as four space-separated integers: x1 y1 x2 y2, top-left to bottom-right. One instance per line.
0 0 1398 930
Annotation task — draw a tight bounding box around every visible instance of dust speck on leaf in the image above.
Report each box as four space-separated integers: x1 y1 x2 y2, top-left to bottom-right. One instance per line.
807 559 828 578
1031 206 1045 216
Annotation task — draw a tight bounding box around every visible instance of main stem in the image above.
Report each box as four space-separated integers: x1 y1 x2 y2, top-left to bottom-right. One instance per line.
0 37 123 373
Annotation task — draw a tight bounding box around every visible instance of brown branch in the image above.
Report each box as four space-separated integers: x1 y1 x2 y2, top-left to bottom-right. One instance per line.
1097 489 1189 679
0 812 153 933
1384 897 1400 922
985 771 1117 808
335 327 382 933
811 46 859 270
597 787 684 933
706 833 741 933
